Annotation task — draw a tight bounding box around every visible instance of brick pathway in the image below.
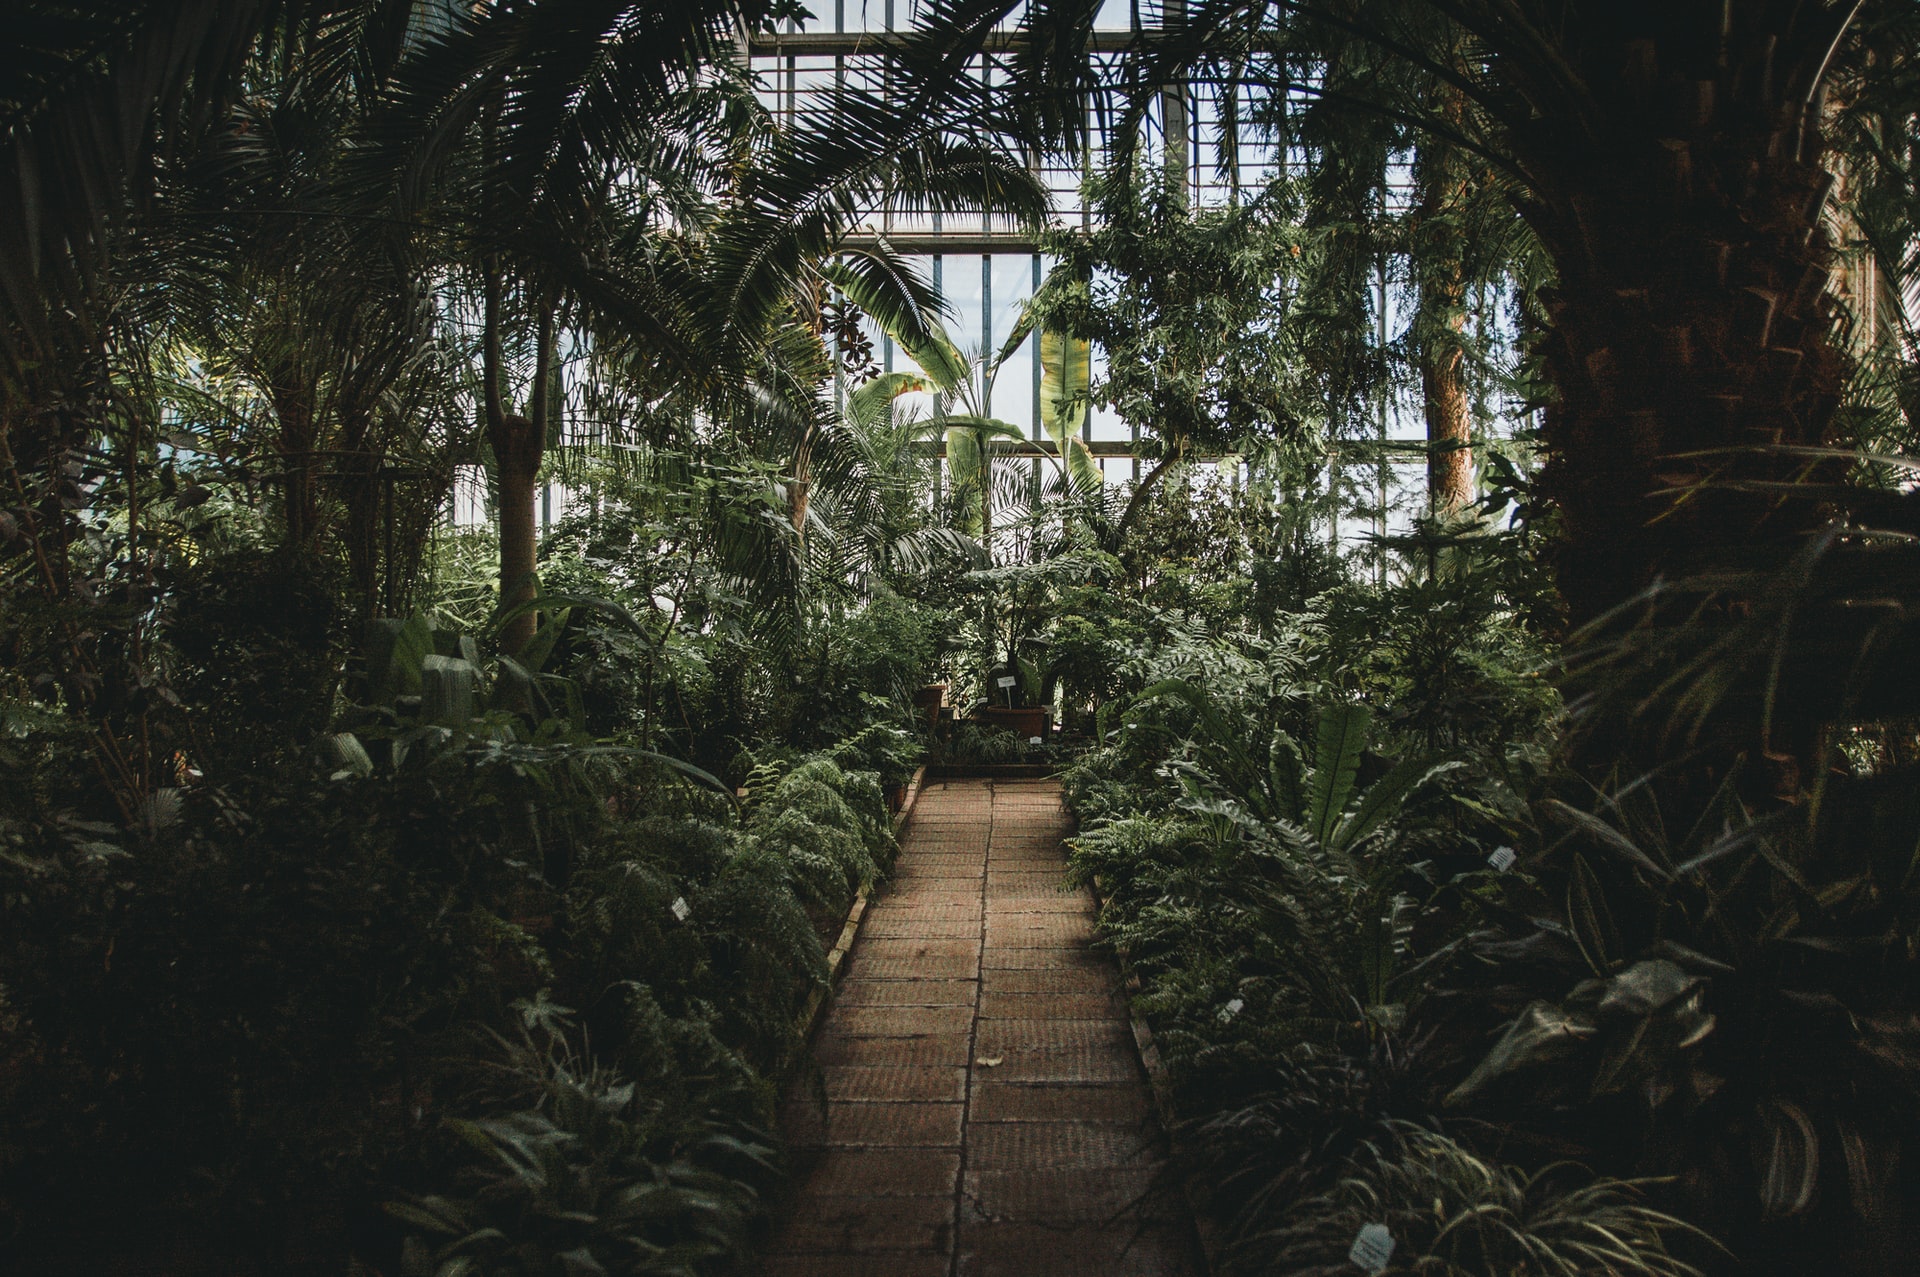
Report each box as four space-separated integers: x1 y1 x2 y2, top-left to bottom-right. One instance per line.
764 777 1203 1277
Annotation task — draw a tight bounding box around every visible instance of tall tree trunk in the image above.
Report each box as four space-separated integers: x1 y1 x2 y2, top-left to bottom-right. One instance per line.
791 427 812 543
1504 5 1861 797
270 369 319 549
1413 89 1473 516
1517 9 1856 631
1421 319 1471 514
980 448 992 560
484 265 549 656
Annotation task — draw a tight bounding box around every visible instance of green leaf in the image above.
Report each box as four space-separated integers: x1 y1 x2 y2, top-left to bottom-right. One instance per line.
367 615 434 704
1567 853 1620 974
1759 1100 1820 1217
515 606 571 677
1544 798 1673 881
1038 328 1090 439
849 370 931 423
1594 959 1702 1020
995 303 1037 371
420 655 481 728
1331 758 1457 857
1307 703 1370 847
324 732 375 780
1266 731 1304 825
1446 1000 1597 1107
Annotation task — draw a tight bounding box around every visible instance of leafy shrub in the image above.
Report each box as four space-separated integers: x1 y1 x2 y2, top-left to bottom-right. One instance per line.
391 1015 776 1277
748 758 892 912
1247 1124 1708 1277
944 722 1030 764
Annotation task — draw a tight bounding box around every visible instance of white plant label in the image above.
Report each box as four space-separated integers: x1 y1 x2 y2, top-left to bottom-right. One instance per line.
996 675 1018 689
670 896 691 922
1218 997 1245 1024
1349 1222 1395 1274
1028 736 1043 746
1487 846 1517 873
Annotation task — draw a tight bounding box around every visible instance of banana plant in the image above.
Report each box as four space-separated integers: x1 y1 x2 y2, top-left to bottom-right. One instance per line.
846 263 1102 547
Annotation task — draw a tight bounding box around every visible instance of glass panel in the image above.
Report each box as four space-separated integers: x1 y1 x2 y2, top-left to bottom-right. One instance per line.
987 254 1036 429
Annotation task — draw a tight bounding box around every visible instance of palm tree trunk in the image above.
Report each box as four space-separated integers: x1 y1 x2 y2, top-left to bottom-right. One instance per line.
1517 10 1857 631
1422 330 1472 514
484 266 549 656
1413 88 1473 515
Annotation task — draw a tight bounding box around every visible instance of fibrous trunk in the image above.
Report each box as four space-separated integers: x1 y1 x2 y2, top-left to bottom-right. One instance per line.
1518 8 1854 629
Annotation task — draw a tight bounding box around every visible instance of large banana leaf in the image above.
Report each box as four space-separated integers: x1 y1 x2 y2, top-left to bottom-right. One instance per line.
1039 328 1100 491
420 654 481 728
821 253 956 386
849 370 932 424
854 293 968 392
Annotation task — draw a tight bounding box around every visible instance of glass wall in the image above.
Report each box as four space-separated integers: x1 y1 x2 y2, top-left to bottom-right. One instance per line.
738 5 1524 542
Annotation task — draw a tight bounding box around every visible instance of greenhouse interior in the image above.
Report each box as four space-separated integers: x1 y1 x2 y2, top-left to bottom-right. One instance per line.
4 2 1920 1275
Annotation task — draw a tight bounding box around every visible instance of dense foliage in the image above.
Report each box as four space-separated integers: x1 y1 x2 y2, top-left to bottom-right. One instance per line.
5 2 1920 1275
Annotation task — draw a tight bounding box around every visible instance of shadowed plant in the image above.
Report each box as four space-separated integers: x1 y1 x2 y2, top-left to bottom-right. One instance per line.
1245 1122 1712 1277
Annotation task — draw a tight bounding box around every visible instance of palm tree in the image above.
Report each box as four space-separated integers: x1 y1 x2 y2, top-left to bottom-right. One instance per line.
367 0 1050 651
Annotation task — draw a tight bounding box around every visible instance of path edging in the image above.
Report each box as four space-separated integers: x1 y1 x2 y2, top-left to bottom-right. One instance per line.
1090 870 1222 1276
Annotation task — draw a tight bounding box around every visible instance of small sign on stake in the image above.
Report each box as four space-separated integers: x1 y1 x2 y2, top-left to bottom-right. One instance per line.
995 675 1018 689
1218 997 1246 1024
1028 736 1043 746
670 896 691 923
1349 1222 1395 1274
1487 846 1517 873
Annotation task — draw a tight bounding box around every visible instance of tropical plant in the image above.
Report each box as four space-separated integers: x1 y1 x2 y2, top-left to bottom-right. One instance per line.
390 1015 777 1277
1249 1123 1710 1277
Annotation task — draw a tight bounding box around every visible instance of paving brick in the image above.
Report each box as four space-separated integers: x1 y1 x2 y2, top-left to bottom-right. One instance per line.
985 913 1098 946
776 1192 955 1253
965 1121 1157 1171
900 853 989 869
812 1033 972 1068
985 872 1072 894
821 1065 968 1102
963 1163 1167 1223
980 965 1120 997
855 934 980 960
970 1025 1140 1082
977 990 1124 1020
986 893 1092 914
836 978 978 1007
833 1005 975 1037
892 861 986 877
972 1049 1140 1084
888 872 986 888
955 1223 1200 1277
864 916 983 939
850 953 980 980
967 1079 1152 1123
795 1101 965 1148
761 1252 952 1277
871 890 983 916
980 946 1109 972
806 1147 962 1198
